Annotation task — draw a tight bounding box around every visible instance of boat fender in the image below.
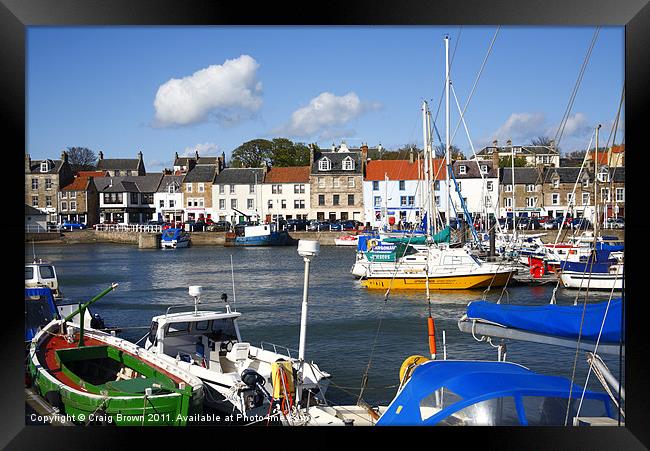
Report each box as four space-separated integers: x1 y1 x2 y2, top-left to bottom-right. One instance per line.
428 317 437 359
399 355 429 385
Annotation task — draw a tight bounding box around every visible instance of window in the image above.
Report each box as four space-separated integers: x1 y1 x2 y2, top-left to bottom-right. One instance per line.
552 178 560 188
373 181 379 191
333 178 340 188
408 196 415 206
374 196 381 207
131 193 139 204
166 321 190 336
348 194 354 206
333 195 340 206
70 201 76 211
294 184 305 194
616 188 624 202
103 193 123 204
281 199 287 209
526 184 535 192
126 170 132 176
61 201 68 211
198 183 205 193
459 165 467 174
272 184 283 194
341 212 348 220
527 197 538 207
186 183 193 192
267 199 273 209
342 156 355 170
70 191 76 199
249 184 255 194
318 195 325 206
230 199 237 209
486 181 493 191
318 157 331 171
159 200 165 208
399 180 406 190
457 182 462 191
169 200 175 208
582 193 590 205
434 181 440 190
480 165 488 174
348 177 355 188
400 196 407 206
504 197 512 207
45 196 52 207
434 196 441 206
318 177 325 188
450 396 520 426
230 184 235 194
598 170 610 183
220 199 226 210
247 199 254 210
505 184 513 193
31 179 38 190
141 193 153 204
551 193 559 205
567 193 575 205
219 184 225 194
32 196 39 207
45 178 52 190
601 188 611 202
294 199 305 209
582 179 589 188
522 396 608 426
40 162 49 172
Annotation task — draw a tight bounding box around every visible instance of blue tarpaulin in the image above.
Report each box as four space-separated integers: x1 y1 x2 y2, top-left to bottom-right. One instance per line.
466 299 623 343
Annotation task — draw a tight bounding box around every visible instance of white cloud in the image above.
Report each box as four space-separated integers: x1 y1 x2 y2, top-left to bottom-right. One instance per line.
276 92 380 139
491 112 547 143
153 55 262 127
551 112 590 139
180 142 219 157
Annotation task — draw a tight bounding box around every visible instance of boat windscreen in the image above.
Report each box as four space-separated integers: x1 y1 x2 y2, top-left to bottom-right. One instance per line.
25 267 34 280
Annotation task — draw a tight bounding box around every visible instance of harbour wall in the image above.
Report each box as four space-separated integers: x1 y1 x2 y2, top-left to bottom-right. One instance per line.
28 228 625 248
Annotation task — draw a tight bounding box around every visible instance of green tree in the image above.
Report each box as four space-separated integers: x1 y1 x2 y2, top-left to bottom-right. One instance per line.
231 139 273 168
269 138 310 167
66 147 97 172
434 144 465 160
499 156 528 168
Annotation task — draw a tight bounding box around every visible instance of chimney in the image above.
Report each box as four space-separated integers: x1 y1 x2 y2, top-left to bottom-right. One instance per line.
492 148 500 168
25 153 31 172
506 139 512 147
138 150 143 161
331 142 336 151
195 150 199 160
98 150 104 160
309 143 315 167
361 143 369 161
61 150 69 163
222 152 226 168
492 139 498 148
409 150 414 164
175 151 179 159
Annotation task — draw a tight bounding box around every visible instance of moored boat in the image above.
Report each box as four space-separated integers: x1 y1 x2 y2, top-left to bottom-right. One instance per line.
334 234 359 246
225 223 288 246
160 227 191 249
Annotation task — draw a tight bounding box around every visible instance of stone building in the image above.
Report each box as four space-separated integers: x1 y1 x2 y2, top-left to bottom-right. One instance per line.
475 139 560 167
96 150 146 176
181 155 225 222
25 151 75 224
498 167 545 218
58 170 105 226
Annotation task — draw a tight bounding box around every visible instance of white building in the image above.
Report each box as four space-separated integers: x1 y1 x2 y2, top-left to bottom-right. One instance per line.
95 174 163 224
261 166 311 222
451 160 500 222
363 158 448 229
212 168 266 224
154 174 184 223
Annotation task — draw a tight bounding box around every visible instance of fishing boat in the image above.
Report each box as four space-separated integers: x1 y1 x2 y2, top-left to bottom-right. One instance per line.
160 227 191 249
558 249 624 290
334 234 359 246
143 285 331 421
25 259 62 299
25 287 59 344
225 223 288 247
27 284 205 426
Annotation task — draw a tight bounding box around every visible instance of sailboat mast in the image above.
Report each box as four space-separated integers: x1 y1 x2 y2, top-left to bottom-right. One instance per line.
422 100 431 235
594 124 601 234
445 35 451 228
428 108 438 236
511 142 516 239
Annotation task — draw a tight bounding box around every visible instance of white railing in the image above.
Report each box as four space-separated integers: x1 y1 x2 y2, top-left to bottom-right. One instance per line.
93 224 162 233
260 341 298 359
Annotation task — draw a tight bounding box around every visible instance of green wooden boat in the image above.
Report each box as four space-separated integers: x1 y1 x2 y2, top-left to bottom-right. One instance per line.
27 284 204 426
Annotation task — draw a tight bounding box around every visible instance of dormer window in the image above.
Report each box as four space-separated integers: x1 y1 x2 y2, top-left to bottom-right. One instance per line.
342 156 355 171
480 165 488 174
459 165 467 175
40 161 49 172
552 178 560 188
597 169 610 183
319 157 332 171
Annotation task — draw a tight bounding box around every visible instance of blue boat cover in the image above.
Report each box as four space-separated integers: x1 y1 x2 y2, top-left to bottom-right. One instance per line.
25 287 59 341
377 360 610 425
466 299 623 343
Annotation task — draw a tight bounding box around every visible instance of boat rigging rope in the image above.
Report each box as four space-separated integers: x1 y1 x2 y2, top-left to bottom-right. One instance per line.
563 292 590 426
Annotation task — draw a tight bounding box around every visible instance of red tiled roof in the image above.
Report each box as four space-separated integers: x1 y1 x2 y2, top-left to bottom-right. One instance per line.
264 166 310 183
611 144 625 153
365 159 446 181
62 171 104 191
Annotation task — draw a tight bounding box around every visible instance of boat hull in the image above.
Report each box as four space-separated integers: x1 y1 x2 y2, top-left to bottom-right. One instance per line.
361 271 516 290
225 232 289 246
559 272 623 290
335 238 358 246
161 239 190 249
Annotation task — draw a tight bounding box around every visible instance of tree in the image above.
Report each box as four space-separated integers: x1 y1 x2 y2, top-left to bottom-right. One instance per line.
434 144 465 160
269 138 310 167
531 136 556 149
66 147 97 172
230 139 273 168
499 156 528 168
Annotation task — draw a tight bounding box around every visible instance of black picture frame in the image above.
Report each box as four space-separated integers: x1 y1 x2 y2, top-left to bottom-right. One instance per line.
6 0 648 447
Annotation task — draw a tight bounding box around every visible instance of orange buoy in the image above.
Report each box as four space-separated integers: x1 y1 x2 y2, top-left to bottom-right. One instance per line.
427 316 437 359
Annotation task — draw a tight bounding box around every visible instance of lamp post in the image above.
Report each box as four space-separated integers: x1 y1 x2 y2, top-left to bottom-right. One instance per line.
296 239 320 406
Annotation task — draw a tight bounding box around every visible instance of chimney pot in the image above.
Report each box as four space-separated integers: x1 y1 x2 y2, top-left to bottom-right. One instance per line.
99 151 104 160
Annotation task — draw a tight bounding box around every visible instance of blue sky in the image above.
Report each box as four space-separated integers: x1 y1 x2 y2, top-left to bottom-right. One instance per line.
27 26 624 171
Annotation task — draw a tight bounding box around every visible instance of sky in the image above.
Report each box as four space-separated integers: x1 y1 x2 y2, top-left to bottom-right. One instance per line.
27 26 624 172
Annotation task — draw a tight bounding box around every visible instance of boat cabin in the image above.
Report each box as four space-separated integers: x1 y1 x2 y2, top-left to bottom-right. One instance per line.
378 360 615 426
25 260 60 298
145 307 250 374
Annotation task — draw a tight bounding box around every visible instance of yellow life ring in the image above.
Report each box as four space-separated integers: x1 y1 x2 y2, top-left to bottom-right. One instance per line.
399 355 429 384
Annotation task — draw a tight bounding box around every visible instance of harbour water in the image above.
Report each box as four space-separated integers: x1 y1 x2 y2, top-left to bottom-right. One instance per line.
26 243 623 408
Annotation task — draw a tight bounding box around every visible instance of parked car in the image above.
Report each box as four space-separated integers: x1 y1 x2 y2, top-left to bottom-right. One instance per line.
61 221 87 231
606 217 624 229
185 220 206 231
570 218 591 230
516 217 541 230
287 219 308 231
542 217 562 230
340 220 357 231
209 221 231 232
307 220 331 231
498 217 514 229
329 222 343 231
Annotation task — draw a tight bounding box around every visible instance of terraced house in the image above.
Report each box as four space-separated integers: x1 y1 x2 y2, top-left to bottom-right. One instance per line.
25 151 74 224
475 139 560 167
95 174 164 224
261 166 310 222
96 150 146 176
499 167 545 218
181 155 225 222
309 142 367 222
212 167 266 224
58 170 105 226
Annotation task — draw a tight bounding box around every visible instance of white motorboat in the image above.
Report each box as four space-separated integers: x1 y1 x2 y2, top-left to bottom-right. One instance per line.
160 227 191 249
334 235 359 246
